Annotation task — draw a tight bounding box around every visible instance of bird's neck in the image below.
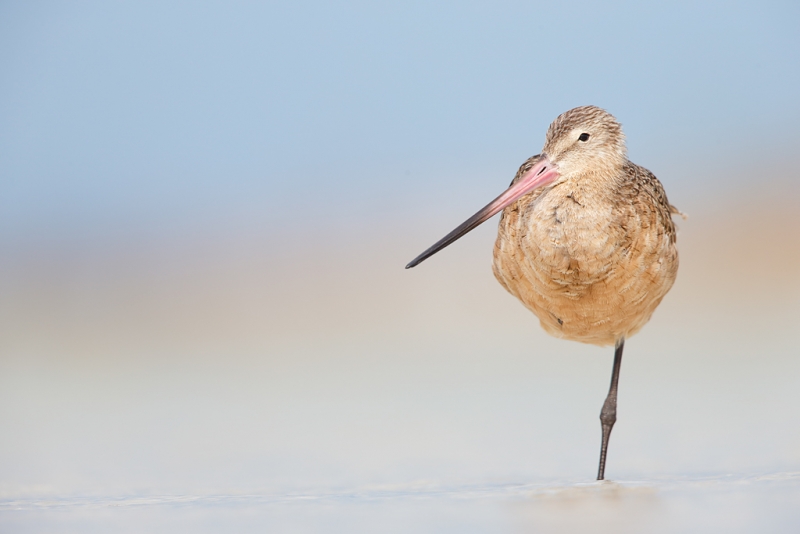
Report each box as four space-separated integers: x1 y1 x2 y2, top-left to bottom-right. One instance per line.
562 164 627 204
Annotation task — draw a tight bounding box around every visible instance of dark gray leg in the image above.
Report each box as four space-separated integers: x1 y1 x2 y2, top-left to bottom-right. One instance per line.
597 338 624 481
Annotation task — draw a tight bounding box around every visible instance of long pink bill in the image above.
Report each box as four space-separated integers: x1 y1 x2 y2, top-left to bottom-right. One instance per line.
405 155 559 269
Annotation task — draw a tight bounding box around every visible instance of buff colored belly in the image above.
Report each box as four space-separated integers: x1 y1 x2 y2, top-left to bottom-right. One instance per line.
492 192 678 346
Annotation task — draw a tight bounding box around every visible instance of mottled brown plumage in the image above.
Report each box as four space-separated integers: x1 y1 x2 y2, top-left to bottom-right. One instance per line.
493 107 680 346
406 105 682 480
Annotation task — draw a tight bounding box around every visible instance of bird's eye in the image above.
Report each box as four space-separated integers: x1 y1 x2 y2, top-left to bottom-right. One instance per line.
578 133 590 142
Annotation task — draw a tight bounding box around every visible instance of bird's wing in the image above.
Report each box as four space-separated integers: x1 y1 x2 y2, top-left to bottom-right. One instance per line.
508 154 545 187
624 163 679 244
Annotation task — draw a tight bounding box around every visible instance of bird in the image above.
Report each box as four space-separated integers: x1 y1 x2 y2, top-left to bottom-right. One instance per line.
405 106 682 480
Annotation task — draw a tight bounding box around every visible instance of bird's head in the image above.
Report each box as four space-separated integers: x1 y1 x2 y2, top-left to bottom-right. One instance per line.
542 105 627 182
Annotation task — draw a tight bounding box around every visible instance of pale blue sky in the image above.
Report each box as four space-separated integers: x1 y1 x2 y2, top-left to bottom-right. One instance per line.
1 1 798 241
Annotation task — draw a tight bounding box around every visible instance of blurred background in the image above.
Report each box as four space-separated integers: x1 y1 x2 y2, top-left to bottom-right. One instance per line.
1 1 799 532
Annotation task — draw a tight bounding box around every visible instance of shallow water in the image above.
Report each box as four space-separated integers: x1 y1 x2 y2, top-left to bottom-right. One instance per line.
3 473 799 533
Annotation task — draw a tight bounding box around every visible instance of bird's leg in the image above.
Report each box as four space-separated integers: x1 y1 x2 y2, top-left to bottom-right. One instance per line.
597 338 624 481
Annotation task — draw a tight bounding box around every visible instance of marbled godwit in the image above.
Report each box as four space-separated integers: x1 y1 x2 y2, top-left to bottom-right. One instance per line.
406 106 681 480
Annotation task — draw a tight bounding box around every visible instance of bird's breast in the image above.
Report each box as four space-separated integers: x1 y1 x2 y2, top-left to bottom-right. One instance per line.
492 185 677 346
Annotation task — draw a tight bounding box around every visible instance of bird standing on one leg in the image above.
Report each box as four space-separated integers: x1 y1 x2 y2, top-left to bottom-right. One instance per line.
406 106 681 481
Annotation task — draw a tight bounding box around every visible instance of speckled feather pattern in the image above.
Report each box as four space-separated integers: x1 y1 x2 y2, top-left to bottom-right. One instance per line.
492 108 679 346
